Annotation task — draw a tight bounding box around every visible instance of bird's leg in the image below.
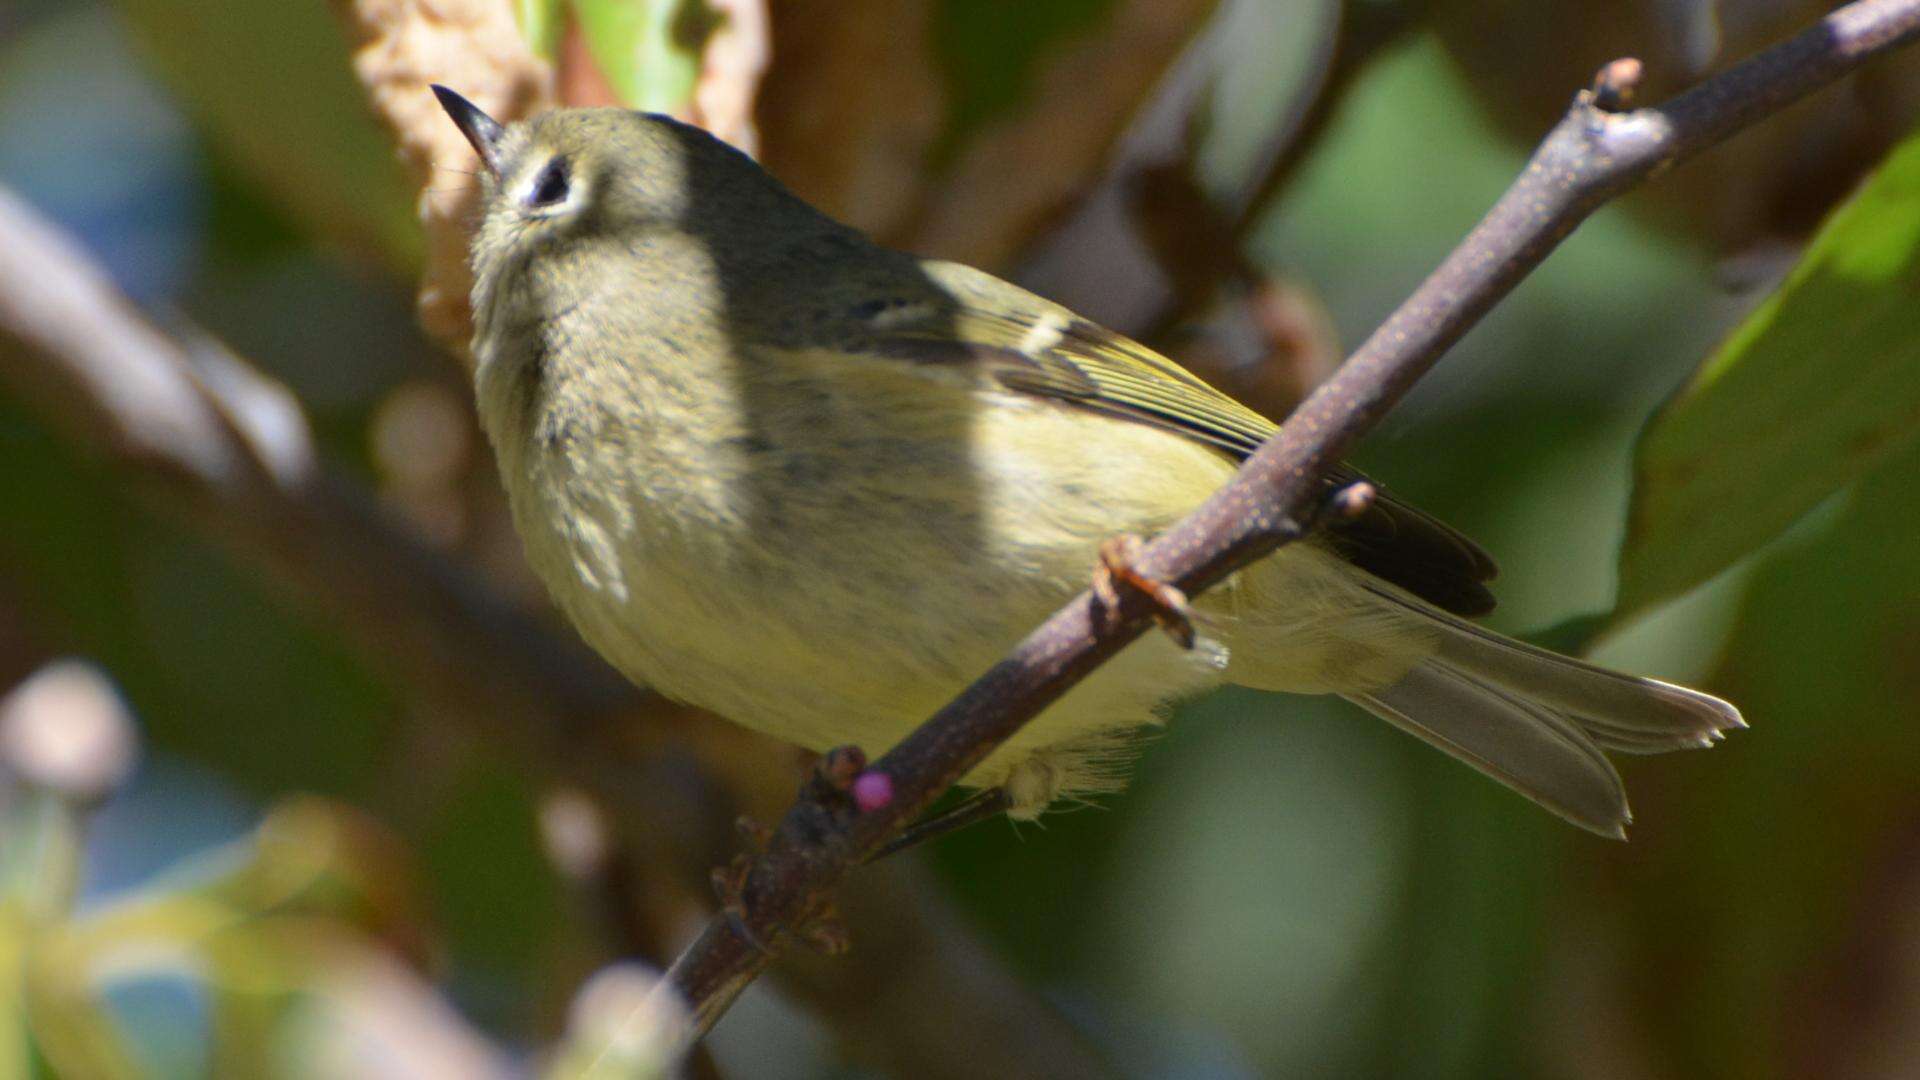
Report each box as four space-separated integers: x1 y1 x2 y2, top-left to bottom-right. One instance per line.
863 787 1013 864
1093 534 1195 648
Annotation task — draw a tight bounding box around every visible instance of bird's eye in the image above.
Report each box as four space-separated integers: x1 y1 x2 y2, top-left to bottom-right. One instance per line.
526 157 571 208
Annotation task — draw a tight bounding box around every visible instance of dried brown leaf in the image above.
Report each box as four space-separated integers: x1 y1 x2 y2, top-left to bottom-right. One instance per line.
331 0 556 361
695 0 770 156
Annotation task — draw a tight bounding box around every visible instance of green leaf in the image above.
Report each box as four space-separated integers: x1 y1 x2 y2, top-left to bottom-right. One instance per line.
568 0 716 112
1617 130 1920 618
517 0 566 59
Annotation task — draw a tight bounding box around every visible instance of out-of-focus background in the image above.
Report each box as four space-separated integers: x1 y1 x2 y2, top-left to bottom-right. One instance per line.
5 1 1920 1077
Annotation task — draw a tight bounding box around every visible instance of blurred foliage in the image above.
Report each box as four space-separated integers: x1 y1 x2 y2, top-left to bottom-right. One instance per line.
568 0 710 113
932 0 1119 142
3 0 1920 1077
1 779 467 1078
1699 439 1920 1075
110 0 418 267
1579 435 1920 1080
516 0 565 59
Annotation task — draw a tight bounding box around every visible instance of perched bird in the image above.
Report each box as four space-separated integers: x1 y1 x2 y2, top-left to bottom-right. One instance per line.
434 88 1741 840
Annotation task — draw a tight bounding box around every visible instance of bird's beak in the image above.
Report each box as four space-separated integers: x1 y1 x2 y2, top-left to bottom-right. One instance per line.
431 85 506 177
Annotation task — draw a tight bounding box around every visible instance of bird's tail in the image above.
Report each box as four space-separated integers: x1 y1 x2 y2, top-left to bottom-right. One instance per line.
1342 581 1743 837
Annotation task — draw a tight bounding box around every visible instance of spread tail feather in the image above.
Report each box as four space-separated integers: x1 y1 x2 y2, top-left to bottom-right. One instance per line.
1347 582 1744 837
1347 662 1631 837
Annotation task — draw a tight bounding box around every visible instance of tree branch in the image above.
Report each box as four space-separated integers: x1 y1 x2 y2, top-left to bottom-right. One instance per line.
656 0 1920 1037
0 189 639 753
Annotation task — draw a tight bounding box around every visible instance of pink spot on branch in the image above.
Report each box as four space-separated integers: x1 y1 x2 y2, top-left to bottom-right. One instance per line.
852 771 894 813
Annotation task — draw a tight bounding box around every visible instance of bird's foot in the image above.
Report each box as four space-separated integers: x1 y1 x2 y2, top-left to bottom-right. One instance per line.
1094 534 1195 648
711 808 852 955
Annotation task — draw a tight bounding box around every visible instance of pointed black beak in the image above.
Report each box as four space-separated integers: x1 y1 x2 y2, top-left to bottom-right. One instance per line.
431 85 506 177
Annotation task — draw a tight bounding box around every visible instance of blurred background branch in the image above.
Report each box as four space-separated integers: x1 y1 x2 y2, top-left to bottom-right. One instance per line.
0 183 642 781
1017 0 1414 417
0 182 1110 1078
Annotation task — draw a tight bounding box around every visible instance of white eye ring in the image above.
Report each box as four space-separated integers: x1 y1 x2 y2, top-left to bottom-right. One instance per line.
518 157 576 214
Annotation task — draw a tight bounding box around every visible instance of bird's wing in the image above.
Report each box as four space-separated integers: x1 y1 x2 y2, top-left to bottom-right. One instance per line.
845 282 1500 616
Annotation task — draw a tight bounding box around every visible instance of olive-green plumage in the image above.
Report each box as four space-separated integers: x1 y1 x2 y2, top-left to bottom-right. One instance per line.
438 90 1742 836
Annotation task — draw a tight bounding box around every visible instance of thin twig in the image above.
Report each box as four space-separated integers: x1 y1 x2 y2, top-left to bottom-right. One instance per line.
655 0 1920 1037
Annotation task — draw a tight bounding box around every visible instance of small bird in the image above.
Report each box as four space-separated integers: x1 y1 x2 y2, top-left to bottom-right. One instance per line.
434 88 1741 840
